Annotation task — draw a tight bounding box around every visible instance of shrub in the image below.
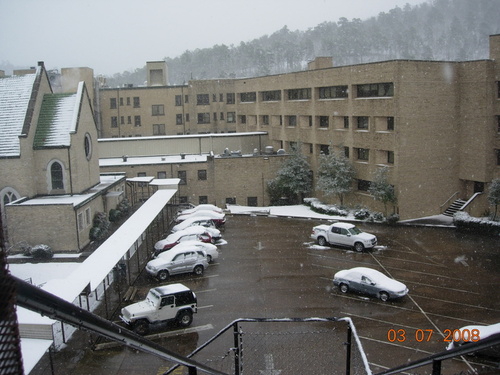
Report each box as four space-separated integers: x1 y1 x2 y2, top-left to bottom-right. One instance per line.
386 214 400 225
118 198 131 215
109 209 122 222
453 211 500 236
304 198 348 216
90 212 110 240
29 244 53 259
354 208 370 220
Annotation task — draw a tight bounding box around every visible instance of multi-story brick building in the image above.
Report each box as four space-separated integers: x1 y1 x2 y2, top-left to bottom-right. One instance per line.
97 35 500 220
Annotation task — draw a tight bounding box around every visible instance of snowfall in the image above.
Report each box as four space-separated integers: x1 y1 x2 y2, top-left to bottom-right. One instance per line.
7 202 444 373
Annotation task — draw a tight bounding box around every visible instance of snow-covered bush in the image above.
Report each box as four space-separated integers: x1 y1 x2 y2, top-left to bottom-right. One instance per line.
386 213 400 225
27 244 53 259
453 211 500 235
354 208 370 220
369 212 385 222
109 208 122 222
118 198 131 215
304 198 348 216
90 212 110 240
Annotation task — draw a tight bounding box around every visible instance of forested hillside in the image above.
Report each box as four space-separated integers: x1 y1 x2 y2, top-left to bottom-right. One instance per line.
107 0 500 87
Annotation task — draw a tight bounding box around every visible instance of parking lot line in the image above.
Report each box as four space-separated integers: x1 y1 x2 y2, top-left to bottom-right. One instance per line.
410 293 500 312
397 279 480 294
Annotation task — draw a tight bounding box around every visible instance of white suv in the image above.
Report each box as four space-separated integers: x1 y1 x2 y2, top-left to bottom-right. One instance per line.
146 246 209 281
120 283 197 335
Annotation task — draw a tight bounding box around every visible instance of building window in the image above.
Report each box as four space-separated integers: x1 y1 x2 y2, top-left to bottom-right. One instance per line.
387 151 394 164
357 116 369 129
199 196 208 204
84 133 92 160
320 145 329 155
261 115 269 125
197 94 209 105
133 97 140 108
176 114 183 125
78 212 85 231
219 93 224 102
198 170 207 180
111 117 118 128
309 116 313 127
152 104 165 116
119 97 124 106
110 98 117 109
126 97 131 106
319 116 329 128
213 112 217 121
496 115 500 133
240 92 256 102
357 82 394 98
120 116 124 125
318 85 348 99
226 197 236 205
178 171 187 185
134 116 141 127
357 179 371 191
344 147 350 158
220 112 224 121
185 114 190 122
227 93 235 104
197 113 210 124
153 124 165 135
175 95 182 106
239 115 247 124
287 115 297 127
387 117 395 131
288 88 311 100
85 207 91 227
356 148 369 161
157 171 167 179
247 197 258 206
261 90 281 101
50 161 64 190
127 116 131 124
212 94 217 102
344 117 349 129
496 149 500 165
227 112 236 123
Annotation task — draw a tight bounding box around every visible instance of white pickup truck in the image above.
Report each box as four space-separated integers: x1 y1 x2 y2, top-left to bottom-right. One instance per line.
120 283 197 335
311 222 377 252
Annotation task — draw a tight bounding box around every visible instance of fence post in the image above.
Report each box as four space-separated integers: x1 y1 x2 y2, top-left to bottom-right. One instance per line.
233 321 242 375
345 323 352 375
432 359 441 375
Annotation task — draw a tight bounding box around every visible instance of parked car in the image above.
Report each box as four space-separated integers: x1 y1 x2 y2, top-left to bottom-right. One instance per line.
311 222 377 252
333 267 408 302
154 226 214 255
120 283 197 335
158 241 219 263
446 323 500 359
176 210 226 227
180 204 223 215
171 216 217 232
146 246 209 281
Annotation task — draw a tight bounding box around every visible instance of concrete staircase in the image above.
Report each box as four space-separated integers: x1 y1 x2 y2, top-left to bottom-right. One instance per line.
443 198 467 217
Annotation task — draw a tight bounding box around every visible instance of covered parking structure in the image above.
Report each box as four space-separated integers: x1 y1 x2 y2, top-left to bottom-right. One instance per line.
16 186 180 372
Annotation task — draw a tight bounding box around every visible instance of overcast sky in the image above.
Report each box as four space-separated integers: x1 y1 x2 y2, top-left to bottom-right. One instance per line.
1 0 429 76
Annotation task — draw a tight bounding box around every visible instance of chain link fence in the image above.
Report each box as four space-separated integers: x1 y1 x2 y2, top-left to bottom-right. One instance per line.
165 317 371 375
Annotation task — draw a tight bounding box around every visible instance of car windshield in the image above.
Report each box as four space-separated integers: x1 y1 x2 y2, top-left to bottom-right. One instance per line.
348 227 362 235
146 290 161 306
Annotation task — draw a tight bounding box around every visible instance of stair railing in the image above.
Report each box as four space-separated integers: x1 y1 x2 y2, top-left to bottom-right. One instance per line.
460 192 483 211
439 191 459 213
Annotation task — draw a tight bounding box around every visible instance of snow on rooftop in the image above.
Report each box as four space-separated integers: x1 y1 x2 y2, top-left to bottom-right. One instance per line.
100 153 208 167
0 71 38 157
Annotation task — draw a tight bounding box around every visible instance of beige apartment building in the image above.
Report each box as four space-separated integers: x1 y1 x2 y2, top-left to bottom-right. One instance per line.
98 35 500 220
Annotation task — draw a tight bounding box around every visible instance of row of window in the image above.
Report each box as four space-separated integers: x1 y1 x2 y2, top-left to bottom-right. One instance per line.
109 83 394 110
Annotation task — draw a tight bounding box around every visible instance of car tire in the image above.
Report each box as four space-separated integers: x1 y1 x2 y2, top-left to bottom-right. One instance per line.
177 310 193 327
379 292 389 302
354 242 365 252
339 284 349 294
317 237 327 246
207 254 212 263
157 270 169 281
133 320 150 336
193 265 204 276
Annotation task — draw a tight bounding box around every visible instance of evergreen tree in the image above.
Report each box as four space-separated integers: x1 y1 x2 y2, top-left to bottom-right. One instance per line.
268 145 312 205
487 178 500 220
316 148 355 206
368 166 397 216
